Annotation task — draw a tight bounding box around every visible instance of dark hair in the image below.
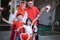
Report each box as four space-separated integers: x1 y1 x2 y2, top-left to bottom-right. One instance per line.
26 18 32 25
17 14 22 17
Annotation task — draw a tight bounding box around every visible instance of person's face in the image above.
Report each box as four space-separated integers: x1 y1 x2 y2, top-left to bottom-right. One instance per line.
17 15 23 21
27 20 32 25
22 5 26 10
28 2 33 7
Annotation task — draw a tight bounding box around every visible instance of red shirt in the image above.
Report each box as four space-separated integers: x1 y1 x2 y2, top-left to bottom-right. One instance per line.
26 6 40 25
13 21 24 30
10 21 24 40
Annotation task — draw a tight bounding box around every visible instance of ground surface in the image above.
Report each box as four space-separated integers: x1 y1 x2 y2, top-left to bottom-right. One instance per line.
0 31 60 40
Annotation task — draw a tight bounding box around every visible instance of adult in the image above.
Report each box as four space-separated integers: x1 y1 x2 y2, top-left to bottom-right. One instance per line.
8 9 17 22
26 1 41 26
26 1 41 40
2 14 24 40
8 1 18 22
17 2 27 23
3 3 27 40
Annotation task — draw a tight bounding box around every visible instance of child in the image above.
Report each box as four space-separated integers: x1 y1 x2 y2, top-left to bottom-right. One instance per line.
2 14 25 40
20 18 34 40
17 15 39 40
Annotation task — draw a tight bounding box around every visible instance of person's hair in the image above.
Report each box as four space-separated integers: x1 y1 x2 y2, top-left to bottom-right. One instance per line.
28 1 33 2
17 14 22 17
26 18 32 25
27 1 33 4
21 1 26 4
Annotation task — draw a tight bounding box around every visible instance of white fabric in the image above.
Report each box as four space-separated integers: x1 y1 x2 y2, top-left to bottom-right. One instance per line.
0 7 3 10
9 13 14 22
8 1 12 6
41 5 51 12
28 1 33 4
9 11 27 22
45 5 51 12
8 10 17 22
23 11 27 23
34 25 38 32
23 25 33 35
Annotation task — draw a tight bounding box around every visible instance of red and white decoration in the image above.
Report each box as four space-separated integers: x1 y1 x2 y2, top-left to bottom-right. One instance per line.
41 5 51 12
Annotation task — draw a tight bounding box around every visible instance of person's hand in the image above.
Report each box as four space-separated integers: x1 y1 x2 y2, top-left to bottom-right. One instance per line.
37 15 40 18
34 33 37 36
15 29 19 32
41 7 45 11
2 18 6 21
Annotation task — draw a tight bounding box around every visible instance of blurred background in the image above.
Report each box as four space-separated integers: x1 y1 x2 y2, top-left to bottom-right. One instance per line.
0 0 60 40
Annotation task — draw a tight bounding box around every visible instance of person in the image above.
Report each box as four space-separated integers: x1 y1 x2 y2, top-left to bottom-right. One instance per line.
26 1 41 25
16 15 39 40
26 1 41 40
20 18 33 40
2 14 25 40
17 2 27 23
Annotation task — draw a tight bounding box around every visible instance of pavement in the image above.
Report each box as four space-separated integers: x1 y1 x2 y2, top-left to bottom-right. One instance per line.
0 31 60 40
0 31 11 40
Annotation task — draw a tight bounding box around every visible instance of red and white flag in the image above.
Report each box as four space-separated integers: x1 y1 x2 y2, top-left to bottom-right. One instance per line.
41 5 51 12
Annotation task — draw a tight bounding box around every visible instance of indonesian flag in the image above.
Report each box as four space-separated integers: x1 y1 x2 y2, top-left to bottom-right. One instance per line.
41 5 51 12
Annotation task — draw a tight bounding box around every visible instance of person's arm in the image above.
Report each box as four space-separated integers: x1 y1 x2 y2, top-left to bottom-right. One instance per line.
41 7 46 12
15 26 24 32
2 17 13 25
23 11 27 23
31 7 47 26
31 15 39 26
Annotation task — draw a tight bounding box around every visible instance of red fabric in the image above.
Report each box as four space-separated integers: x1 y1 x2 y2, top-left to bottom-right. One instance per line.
21 33 34 40
17 3 26 17
45 8 48 10
21 33 29 40
10 21 24 40
17 28 25 37
26 6 40 25
29 36 33 40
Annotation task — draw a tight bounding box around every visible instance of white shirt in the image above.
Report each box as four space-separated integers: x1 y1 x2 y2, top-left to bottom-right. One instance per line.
23 25 33 35
23 11 27 23
9 10 17 22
